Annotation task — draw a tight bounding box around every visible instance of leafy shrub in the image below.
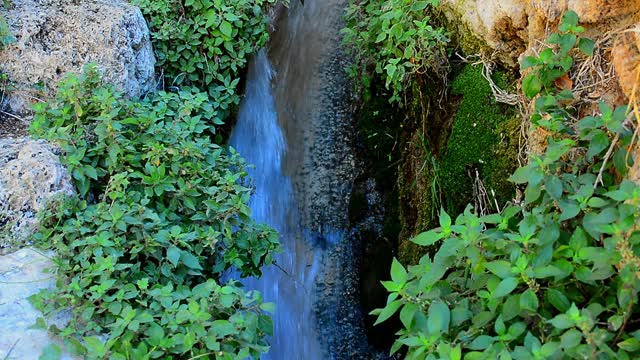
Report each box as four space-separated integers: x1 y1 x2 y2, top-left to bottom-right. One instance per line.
132 0 278 109
30 65 279 359
373 12 640 359
342 0 448 103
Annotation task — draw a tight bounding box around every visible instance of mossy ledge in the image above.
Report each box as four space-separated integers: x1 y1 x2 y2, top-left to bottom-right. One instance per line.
359 63 522 266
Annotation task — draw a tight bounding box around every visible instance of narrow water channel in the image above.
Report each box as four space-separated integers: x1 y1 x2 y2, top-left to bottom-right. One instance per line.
229 49 323 359
229 0 380 358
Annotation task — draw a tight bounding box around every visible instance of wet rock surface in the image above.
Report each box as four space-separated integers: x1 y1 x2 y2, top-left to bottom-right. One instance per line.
0 0 156 115
0 248 72 360
0 137 73 252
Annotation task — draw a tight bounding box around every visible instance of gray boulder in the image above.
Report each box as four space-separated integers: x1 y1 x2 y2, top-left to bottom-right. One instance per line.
0 0 156 115
0 137 74 251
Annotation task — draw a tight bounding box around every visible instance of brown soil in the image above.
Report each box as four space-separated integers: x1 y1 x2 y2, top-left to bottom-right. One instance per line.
0 112 28 138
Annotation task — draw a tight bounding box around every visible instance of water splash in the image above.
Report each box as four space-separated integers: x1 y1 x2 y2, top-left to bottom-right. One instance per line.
229 49 323 360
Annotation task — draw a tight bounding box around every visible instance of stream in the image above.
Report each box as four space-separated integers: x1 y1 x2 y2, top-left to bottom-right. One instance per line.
229 0 382 358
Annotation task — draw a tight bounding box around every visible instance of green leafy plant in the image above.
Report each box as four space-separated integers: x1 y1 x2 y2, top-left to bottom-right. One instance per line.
29 65 280 359
132 0 280 110
521 11 594 101
342 0 448 103
373 12 640 360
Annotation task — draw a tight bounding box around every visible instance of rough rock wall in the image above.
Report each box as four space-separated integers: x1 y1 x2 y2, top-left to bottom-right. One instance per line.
0 138 73 251
0 0 156 115
442 0 640 69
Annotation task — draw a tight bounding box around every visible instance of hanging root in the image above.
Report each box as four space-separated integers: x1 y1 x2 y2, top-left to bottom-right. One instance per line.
470 168 502 216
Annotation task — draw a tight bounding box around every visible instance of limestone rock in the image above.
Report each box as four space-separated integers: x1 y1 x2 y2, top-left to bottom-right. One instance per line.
0 0 156 116
441 0 529 66
0 248 72 360
0 137 73 250
612 27 640 101
441 0 640 66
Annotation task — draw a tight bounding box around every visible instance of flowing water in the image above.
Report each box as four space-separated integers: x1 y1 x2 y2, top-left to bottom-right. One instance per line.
229 50 323 359
229 0 379 358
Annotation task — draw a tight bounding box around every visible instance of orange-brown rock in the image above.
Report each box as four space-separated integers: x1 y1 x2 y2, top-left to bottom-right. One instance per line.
612 28 640 101
568 0 640 23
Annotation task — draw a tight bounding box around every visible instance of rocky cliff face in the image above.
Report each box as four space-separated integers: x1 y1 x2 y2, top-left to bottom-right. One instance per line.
0 0 156 116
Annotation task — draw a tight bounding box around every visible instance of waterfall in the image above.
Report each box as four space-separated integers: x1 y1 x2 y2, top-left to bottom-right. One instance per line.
229 49 323 359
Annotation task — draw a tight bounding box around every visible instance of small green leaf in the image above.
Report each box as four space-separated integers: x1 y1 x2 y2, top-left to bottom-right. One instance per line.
520 289 539 312
167 246 180 267
549 314 574 329
412 230 443 246
374 300 402 325
578 38 595 56
439 208 452 229
39 344 62 360
390 258 408 284
618 338 640 352
523 74 543 99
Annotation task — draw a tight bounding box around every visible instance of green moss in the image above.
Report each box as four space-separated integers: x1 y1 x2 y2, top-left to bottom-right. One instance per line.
440 64 519 214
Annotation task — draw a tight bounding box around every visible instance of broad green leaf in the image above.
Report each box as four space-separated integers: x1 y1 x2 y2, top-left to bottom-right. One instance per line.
427 301 450 334
400 303 418 328
618 338 640 352
522 74 543 99
545 175 563 200
167 246 180 267
546 289 571 312
549 314 574 329
210 320 235 337
220 21 233 38
390 258 408 284
180 251 203 271
578 38 595 57
521 56 540 70
485 261 513 279
374 300 402 325
439 209 452 229
412 230 443 246
493 277 519 298
467 335 494 351
560 329 582 349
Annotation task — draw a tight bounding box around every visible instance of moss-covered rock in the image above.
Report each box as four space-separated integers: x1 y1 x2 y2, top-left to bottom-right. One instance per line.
440 64 519 214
